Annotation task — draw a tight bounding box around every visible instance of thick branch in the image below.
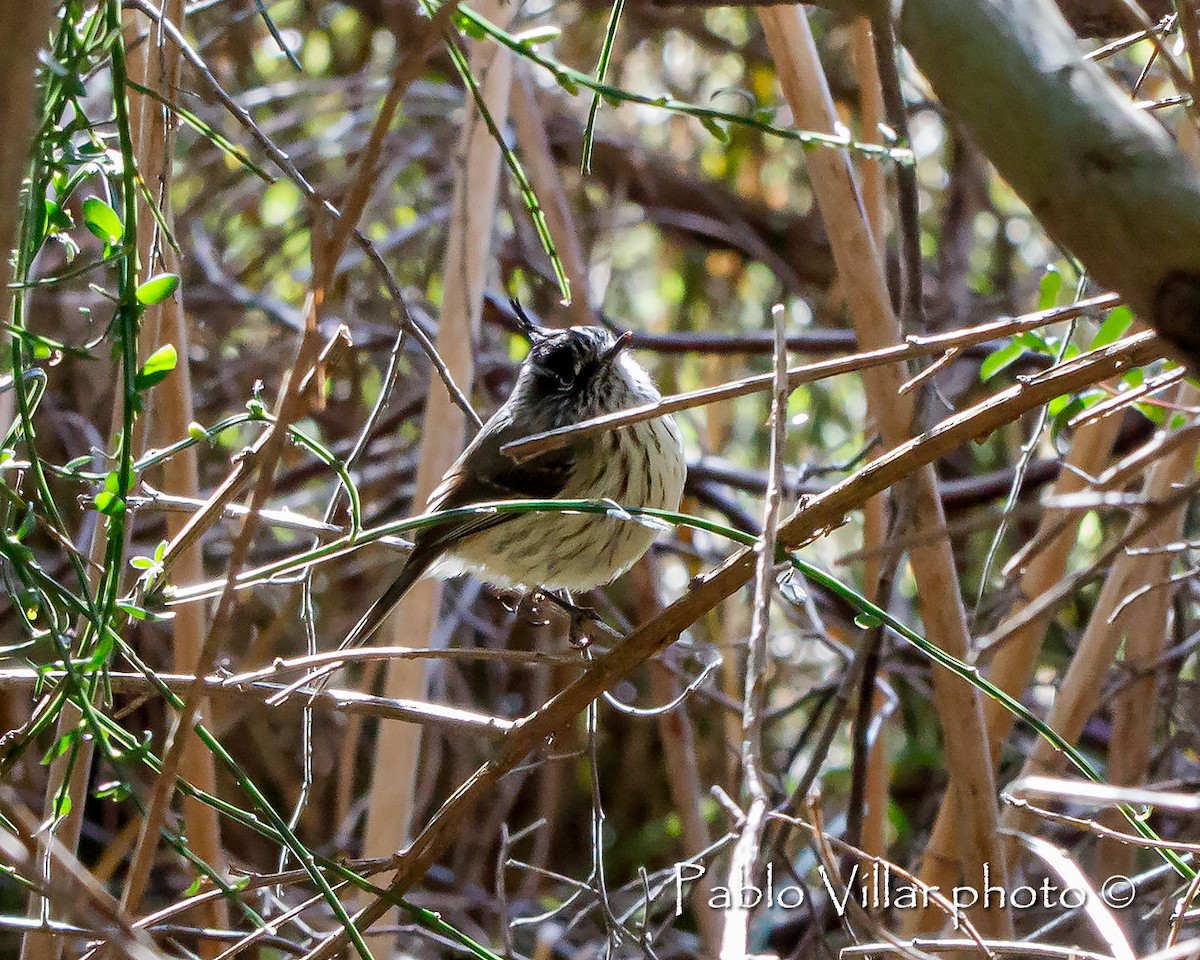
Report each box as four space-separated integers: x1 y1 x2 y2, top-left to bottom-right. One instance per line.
894 0 1200 368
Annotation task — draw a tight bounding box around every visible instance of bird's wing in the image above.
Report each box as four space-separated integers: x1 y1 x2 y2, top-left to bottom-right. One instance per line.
339 417 577 652
417 411 578 551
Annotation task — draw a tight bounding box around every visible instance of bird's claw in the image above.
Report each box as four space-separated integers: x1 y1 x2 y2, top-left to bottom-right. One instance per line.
525 589 600 646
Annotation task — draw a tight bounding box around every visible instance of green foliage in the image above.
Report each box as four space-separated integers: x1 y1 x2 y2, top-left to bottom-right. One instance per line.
81 196 122 247
134 273 180 306
134 342 177 389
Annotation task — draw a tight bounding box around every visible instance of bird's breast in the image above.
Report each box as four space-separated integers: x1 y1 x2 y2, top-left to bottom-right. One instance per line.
565 416 685 512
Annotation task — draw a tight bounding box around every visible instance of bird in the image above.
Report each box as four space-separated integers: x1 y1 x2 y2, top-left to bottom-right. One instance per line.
339 312 687 651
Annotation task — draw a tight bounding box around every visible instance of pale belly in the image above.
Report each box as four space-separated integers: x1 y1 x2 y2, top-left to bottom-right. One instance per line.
437 417 685 592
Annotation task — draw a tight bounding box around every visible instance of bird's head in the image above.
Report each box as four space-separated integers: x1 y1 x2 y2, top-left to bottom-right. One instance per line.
513 324 657 421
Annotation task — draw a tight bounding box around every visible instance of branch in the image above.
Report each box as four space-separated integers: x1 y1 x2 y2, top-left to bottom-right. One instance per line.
501 293 1119 462
299 330 1164 958
892 0 1200 370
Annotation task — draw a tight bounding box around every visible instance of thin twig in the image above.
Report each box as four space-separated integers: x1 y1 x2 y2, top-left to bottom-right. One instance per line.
718 304 789 960
295 329 1161 958
501 293 1121 462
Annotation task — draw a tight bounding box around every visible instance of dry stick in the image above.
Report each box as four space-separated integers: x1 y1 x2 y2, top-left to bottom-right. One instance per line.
222 645 576 685
296 331 1162 960
118 1 229 946
113 218 344 946
510 70 594 327
357 4 514 954
0 669 515 737
0 7 48 323
0 791 163 960
757 4 1011 936
907 407 1125 934
842 941 1116 960
718 305 789 960
1176 0 1200 116
1117 0 1200 123
0 8 57 959
273 6 452 901
1069 366 1185 429
1097 121 1200 874
1096 417 1200 489
501 293 1119 462
771 809 994 956
120 27 401 915
27 9 174 954
870 13 921 328
114 301 326 955
326 3 456 265
1008 796 1200 853
977 473 1200 668
638 583 718 953
145 329 347 593
1000 391 1200 842
123 0 478 430
1098 519 1177 876
804 800 954 960
129 487 408 543
114 312 333 916
851 13 891 863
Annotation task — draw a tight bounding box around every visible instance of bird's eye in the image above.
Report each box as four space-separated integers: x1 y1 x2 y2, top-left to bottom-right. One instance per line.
539 343 577 388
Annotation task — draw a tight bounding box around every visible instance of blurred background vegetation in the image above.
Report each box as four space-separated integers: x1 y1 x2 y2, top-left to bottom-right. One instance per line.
2 0 1199 958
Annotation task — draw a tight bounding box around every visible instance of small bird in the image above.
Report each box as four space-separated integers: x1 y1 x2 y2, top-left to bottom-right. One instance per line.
340 315 686 650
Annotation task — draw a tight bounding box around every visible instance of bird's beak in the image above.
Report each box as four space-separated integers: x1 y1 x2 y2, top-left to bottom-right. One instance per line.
601 331 633 365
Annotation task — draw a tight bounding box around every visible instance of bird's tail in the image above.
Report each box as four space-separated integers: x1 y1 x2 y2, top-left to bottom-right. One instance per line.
305 547 438 698
341 545 439 651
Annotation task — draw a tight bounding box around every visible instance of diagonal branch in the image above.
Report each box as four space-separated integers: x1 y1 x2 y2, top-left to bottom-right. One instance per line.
298 330 1163 959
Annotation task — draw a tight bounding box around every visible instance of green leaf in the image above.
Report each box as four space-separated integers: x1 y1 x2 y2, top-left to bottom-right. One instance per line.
136 273 179 305
61 454 92 473
699 115 730 143
135 344 177 391
980 341 1023 382
44 198 73 235
16 505 36 540
1013 331 1051 354
130 556 155 570
94 491 125 516
1047 393 1073 417
1090 305 1134 350
1050 396 1086 447
95 780 131 802
1121 367 1145 390
1135 401 1165 426
117 601 148 621
457 12 487 38
95 472 126 515
42 730 76 764
555 72 580 96
82 196 122 245
1037 266 1062 311
854 612 883 629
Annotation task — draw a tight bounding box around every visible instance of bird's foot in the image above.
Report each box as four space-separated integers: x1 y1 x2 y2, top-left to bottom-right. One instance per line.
528 589 602 647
